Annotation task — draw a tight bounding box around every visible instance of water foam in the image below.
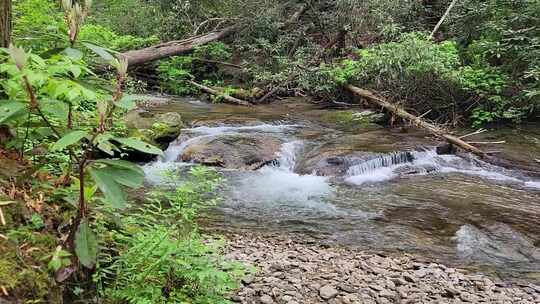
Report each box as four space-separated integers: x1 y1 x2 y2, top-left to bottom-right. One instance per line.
247 140 334 203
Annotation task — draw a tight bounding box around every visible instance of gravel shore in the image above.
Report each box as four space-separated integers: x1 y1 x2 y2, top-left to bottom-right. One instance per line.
224 234 540 304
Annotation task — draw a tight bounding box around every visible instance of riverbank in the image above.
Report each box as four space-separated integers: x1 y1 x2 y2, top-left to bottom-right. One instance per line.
224 233 540 304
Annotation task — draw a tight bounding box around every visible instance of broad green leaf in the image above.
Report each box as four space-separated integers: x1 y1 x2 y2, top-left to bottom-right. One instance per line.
115 137 163 155
94 133 117 156
74 219 98 269
39 99 69 121
97 140 116 156
88 167 126 209
0 101 26 124
68 65 82 78
64 47 83 61
106 167 144 188
84 184 98 201
52 130 88 151
82 43 114 62
95 159 144 176
92 160 144 188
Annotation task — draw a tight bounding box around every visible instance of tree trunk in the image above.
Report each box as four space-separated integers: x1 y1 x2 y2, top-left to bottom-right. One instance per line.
0 0 11 48
121 26 237 66
344 85 486 157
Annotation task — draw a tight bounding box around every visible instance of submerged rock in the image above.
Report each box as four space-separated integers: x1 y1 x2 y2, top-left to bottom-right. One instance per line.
180 134 282 170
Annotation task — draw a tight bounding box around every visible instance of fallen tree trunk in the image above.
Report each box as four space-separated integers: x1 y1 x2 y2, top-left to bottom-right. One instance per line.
188 80 250 106
345 85 486 157
121 26 237 66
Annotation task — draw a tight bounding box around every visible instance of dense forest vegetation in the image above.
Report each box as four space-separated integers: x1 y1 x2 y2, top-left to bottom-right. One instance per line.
0 0 539 303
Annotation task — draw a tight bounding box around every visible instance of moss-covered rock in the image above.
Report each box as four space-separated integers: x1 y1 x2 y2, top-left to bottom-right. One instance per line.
125 110 184 149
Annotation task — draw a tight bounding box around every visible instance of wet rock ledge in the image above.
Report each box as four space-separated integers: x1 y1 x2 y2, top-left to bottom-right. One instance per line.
224 234 540 304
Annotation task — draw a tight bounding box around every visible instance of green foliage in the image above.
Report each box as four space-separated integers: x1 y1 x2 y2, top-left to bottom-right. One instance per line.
333 32 461 85
12 0 159 54
79 24 159 52
157 56 198 95
95 167 246 304
2 0 161 279
194 42 232 61
90 0 163 38
448 0 540 124
101 227 242 304
157 43 233 96
75 219 99 268
1 224 60 301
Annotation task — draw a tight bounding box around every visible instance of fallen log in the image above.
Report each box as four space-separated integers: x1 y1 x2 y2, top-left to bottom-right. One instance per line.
345 85 486 157
121 26 237 66
188 80 250 106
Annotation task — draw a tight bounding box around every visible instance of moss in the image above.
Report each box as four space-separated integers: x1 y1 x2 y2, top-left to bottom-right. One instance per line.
0 202 61 302
322 110 384 131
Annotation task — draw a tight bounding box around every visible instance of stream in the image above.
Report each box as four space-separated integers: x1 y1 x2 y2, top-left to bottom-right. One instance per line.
140 97 540 283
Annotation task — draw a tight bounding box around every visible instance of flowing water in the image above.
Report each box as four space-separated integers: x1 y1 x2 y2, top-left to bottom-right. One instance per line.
141 97 540 283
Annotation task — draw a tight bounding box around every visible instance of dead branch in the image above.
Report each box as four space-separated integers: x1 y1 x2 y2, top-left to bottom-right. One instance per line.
430 0 459 39
345 84 486 157
188 80 250 106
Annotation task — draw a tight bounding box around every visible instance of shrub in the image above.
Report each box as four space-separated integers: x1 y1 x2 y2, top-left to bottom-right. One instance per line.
95 167 246 304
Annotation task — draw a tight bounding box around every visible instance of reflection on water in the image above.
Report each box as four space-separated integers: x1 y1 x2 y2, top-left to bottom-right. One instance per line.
142 97 540 283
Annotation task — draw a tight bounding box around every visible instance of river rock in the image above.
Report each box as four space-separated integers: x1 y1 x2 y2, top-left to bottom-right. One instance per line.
180 134 282 170
125 110 184 147
260 294 274 304
319 285 339 299
224 233 540 304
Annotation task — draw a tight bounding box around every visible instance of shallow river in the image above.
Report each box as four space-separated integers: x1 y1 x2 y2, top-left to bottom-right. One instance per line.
141 97 540 283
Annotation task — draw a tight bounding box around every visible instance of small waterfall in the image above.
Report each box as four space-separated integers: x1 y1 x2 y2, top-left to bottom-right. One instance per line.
345 147 540 188
272 141 302 171
346 151 414 176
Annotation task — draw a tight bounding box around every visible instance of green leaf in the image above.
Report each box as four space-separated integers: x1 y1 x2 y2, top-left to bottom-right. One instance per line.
64 48 83 61
95 159 144 176
0 101 26 124
106 167 144 188
93 160 144 188
94 133 117 156
82 43 114 62
88 167 126 209
39 99 69 121
51 130 88 151
74 219 98 269
115 137 163 155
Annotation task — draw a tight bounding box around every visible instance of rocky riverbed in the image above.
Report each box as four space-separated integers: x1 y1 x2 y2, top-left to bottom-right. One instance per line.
224 234 540 304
